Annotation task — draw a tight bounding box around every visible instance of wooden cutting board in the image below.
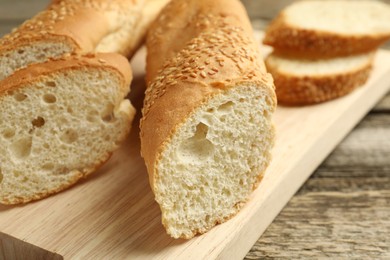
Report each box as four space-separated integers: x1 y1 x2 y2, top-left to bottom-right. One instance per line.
1 43 390 259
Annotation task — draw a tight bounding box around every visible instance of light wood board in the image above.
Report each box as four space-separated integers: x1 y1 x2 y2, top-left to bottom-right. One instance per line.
1 45 390 259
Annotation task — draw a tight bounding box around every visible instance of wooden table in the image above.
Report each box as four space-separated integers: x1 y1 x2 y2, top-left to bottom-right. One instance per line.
1 1 389 259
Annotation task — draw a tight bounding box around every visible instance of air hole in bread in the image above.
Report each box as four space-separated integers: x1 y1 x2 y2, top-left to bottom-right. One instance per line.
31 116 45 128
177 122 215 163
67 106 74 114
60 129 78 144
217 101 234 112
101 103 115 123
11 137 32 159
13 171 21 178
86 110 99 123
2 128 15 139
222 188 231 196
0 168 3 184
263 110 269 118
43 93 57 103
42 163 54 171
14 93 27 102
17 49 24 54
43 143 50 149
56 167 70 175
45 81 56 87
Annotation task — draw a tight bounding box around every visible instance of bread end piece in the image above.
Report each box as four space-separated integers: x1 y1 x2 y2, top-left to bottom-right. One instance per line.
265 52 374 106
263 0 390 57
141 0 276 239
0 53 135 205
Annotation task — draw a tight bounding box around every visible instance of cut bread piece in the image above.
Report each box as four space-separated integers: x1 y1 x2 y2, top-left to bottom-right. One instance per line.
265 51 375 105
141 0 276 239
0 0 145 81
263 0 390 57
0 53 135 205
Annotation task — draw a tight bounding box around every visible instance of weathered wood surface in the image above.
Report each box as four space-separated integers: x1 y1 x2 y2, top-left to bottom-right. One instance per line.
0 233 63 260
246 110 390 259
1 1 390 259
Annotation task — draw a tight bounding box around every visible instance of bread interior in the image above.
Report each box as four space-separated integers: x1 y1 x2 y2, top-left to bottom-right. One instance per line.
155 84 275 238
0 68 131 203
0 42 72 81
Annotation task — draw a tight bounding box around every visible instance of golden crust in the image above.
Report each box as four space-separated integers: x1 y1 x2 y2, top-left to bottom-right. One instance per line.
0 0 144 56
265 55 373 106
141 0 276 238
263 14 390 58
142 0 275 189
0 53 132 96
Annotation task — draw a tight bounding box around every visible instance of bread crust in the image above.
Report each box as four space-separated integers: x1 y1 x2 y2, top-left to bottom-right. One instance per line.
141 0 276 238
0 0 144 58
264 13 390 58
0 53 132 96
265 54 373 106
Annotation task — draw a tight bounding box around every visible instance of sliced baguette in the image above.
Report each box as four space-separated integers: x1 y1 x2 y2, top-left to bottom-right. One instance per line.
263 0 390 57
0 0 145 81
141 0 276 239
0 53 135 205
265 51 375 105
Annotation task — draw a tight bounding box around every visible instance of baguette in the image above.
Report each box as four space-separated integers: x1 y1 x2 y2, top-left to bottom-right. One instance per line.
0 53 135 205
265 51 374 105
0 0 146 81
141 0 276 239
263 0 390 57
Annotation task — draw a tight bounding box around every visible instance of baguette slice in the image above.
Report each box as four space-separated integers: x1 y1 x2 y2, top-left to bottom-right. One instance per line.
265 52 375 105
263 0 390 57
141 0 276 239
0 0 144 81
0 53 135 205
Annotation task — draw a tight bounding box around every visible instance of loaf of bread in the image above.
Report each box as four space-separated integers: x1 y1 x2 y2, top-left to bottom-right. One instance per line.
263 0 390 57
265 51 375 105
0 53 135 205
0 0 169 81
141 0 276 239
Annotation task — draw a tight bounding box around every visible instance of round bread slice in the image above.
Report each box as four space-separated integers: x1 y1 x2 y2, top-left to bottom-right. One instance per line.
263 0 390 57
0 53 135 205
265 51 375 106
141 0 276 239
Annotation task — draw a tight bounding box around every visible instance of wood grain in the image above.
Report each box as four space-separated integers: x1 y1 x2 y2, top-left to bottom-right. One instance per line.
0 232 63 260
246 110 390 259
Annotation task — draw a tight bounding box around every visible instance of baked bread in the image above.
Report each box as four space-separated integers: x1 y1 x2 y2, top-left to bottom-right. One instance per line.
263 0 390 57
0 0 145 81
0 53 135 205
141 0 276 239
265 51 375 105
